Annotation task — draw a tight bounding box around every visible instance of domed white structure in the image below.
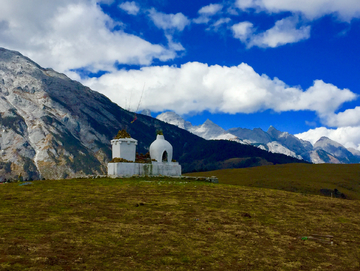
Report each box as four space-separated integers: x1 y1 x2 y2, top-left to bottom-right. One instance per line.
150 134 173 163
108 131 181 177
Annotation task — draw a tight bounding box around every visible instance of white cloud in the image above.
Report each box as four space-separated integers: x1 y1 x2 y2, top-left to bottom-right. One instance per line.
194 3 223 24
232 16 311 48
198 4 223 15
208 18 231 31
296 104 360 151
0 0 177 73
296 126 360 150
235 0 360 21
165 34 185 52
236 0 255 10
274 80 356 116
249 16 310 48
82 62 356 119
227 7 239 16
119 1 140 15
99 0 114 4
323 107 360 127
193 16 211 24
213 18 231 27
232 21 254 42
148 8 190 31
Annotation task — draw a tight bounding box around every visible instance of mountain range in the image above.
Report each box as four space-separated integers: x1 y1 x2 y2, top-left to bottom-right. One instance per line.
0 48 305 180
156 111 360 164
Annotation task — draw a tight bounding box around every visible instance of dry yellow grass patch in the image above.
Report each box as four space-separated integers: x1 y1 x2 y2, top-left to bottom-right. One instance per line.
0 176 359 270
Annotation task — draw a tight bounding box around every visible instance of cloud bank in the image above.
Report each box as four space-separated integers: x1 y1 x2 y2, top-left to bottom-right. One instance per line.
83 62 356 117
84 61 360 150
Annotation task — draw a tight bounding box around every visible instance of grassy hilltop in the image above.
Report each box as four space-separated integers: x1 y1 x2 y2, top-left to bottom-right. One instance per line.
186 163 360 200
0 166 360 270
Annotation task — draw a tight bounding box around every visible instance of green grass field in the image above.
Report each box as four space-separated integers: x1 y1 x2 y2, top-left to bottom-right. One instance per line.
185 163 360 200
0 171 360 270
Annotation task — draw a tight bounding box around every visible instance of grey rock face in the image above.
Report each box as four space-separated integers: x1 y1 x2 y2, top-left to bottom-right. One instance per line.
267 126 313 161
188 119 227 140
314 137 360 163
0 48 117 179
228 127 273 144
309 149 341 164
159 112 245 141
348 147 360 157
157 111 192 130
0 48 150 179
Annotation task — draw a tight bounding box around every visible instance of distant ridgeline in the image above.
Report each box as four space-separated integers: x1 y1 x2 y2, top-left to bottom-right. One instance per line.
157 112 360 165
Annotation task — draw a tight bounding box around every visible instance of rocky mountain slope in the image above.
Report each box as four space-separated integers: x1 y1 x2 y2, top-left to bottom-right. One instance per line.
0 48 132 179
156 111 360 164
0 48 197 179
313 137 360 163
0 48 305 180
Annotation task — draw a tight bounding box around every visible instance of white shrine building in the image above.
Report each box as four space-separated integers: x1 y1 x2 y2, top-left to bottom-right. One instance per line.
107 131 182 177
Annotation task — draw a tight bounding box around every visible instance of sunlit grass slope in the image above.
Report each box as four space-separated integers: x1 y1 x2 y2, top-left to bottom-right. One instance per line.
0 177 360 270
185 163 360 200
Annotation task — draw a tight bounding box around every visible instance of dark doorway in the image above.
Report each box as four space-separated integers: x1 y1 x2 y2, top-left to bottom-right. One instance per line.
162 151 168 162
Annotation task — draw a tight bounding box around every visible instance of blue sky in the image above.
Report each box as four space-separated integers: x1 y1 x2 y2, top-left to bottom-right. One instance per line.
1 0 360 149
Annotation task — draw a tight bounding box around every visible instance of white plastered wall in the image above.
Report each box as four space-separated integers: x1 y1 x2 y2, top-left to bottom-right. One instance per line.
111 138 137 162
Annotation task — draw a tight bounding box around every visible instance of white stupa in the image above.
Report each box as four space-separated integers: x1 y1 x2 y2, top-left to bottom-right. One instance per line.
108 130 181 177
150 134 173 163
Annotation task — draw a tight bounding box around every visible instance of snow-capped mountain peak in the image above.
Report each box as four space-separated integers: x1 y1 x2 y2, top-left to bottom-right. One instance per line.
227 127 272 144
314 136 343 148
314 136 357 163
156 111 192 130
156 112 233 140
189 119 227 139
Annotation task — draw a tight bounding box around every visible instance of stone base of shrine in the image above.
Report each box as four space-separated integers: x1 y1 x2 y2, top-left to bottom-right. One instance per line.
107 162 181 177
